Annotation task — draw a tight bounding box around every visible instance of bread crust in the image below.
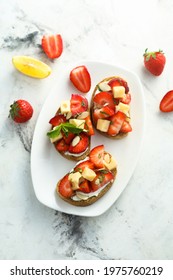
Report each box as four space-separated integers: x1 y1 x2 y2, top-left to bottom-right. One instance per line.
52 108 91 161
56 167 117 207
90 76 129 139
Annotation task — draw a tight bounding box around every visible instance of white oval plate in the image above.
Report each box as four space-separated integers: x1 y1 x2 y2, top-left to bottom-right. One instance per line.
31 61 145 217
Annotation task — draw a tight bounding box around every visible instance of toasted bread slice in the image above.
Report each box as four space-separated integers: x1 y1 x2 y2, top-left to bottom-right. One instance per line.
47 94 94 161
56 168 117 206
90 76 132 139
56 145 117 206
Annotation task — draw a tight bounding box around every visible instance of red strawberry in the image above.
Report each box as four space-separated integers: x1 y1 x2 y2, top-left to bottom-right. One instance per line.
143 48 166 76
70 94 88 116
120 121 132 133
160 90 173 112
74 160 95 172
108 77 129 93
78 179 91 193
120 93 131 104
84 116 95 135
58 174 74 198
93 92 115 109
41 34 63 59
49 114 66 127
91 170 114 191
107 112 126 136
89 145 105 168
69 133 89 154
93 106 115 120
9 100 33 123
62 132 75 144
70 65 91 93
55 139 69 152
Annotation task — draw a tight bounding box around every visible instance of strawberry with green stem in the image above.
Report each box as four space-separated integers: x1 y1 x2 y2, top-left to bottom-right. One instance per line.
143 48 166 76
9 100 33 123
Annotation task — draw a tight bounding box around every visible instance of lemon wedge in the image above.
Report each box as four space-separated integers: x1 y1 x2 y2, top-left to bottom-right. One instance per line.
12 56 51 79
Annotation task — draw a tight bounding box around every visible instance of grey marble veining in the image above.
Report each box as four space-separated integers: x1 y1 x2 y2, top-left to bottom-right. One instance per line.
1 0 173 260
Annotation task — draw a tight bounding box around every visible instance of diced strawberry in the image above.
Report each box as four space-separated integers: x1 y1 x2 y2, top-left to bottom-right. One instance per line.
41 34 63 59
70 65 91 93
120 121 132 133
74 160 95 172
55 139 69 152
120 93 131 104
84 116 95 135
49 114 66 127
108 77 129 93
69 133 89 154
89 145 105 168
107 112 126 136
78 179 91 193
62 132 75 144
93 106 115 120
91 170 114 191
93 92 115 109
58 174 74 198
70 94 88 116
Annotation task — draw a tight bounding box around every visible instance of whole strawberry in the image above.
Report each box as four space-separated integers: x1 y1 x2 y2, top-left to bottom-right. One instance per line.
143 48 166 76
9 100 33 123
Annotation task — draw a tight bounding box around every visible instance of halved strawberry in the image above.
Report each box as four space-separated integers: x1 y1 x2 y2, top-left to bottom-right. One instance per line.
160 90 173 112
41 34 63 59
93 92 115 109
58 174 74 198
62 132 75 144
91 170 114 191
74 160 95 172
49 114 66 127
70 65 91 93
84 116 95 135
69 133 89 154
78 179 91 193
108 77 129 93
93 106 115 120
120 93 131 104
120 121 132 133
107 112 126 136
70 94 88 116
55 139 69 152
89 145 105 168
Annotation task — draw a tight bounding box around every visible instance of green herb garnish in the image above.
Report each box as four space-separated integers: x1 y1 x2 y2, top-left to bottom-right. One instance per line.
100 111 110 116
47 122 83 139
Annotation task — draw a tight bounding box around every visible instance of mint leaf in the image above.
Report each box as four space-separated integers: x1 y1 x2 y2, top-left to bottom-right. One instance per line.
47 122 83 139
62 123 83 134
61 125 69 137
47 125 62 139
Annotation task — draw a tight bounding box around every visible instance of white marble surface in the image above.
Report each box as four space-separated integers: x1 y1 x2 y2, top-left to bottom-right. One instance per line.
0 0 173 260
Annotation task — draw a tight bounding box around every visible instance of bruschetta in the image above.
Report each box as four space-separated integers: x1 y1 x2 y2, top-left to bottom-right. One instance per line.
56 145 117 206
47 94 94 161
90 76 132 138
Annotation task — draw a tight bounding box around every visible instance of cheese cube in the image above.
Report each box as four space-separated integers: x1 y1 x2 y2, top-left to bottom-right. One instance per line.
82 167 96 181
116 102 130 116
68 172 82 190
60 100 71 114
97 119 110 132
50 132 63 143
113 86 125 98
103 153 117 170
69 119 85 129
